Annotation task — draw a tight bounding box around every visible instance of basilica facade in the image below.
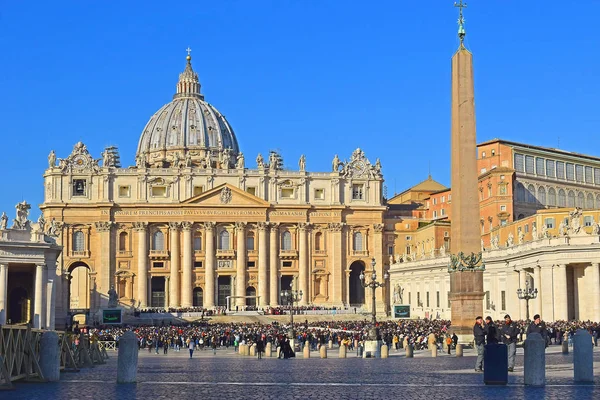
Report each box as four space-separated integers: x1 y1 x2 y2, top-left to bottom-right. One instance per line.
41 54 389 326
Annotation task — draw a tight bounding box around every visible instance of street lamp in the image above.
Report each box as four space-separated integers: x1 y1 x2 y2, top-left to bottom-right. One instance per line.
280 283 303 340
516 280 538 322
359 258 389 340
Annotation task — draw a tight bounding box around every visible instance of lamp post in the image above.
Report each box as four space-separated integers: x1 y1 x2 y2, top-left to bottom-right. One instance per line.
359 258 389 340
516 280 538 322
280 283 303 340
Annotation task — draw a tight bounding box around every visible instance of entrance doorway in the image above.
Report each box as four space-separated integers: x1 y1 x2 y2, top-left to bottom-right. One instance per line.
280 275 294 305
8 287 30 324
246 286 257 306
349 261 365 306
151 277 165 307
193 287 203 307
217 276 231 307
68 262 91 311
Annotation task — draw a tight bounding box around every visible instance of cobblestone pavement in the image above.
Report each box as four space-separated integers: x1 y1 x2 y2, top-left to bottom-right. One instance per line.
7 346 600 399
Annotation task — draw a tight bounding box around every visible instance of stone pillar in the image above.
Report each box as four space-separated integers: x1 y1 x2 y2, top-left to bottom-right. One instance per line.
0 263 7 325
95 221 114 306
524 332 546 386
339 345 347 358
533 266 542 319
573 329 594 382
381 344 389 359
181 222 193 308
553 264 568 321
405 345 413 358
46 264 57 330
117 331 139 383
329 223 344 305
34 263 45 328
169 222 180 308
589 263 600 323
204 222 216 308
257 222 269 307
456 344 463 357
320 345 327 358
298 223 309 306
134 222 148 308
269 223 280 306
40 331 60 381
519 270 528 320
235 222 247 308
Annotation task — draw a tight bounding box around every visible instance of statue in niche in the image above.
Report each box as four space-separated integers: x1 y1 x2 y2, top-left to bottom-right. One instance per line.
13 201 31 230
332 154 341 172
507 232 514 247
172 152 181 168
558 222 566 236
48 150 56 168
569 208 582 235
236 152 245 169
532 224 538 240
204 152 212 169
256 153 264 169
0 212 7 230
299 154 306 172
389 254 394 265
107 285 119 308
592 221 600 235
491 235 499 250
518 230 524 245
48 218 61 237
37 215 46 232
221 149 231 169
540 223 548 238
185 152 192 168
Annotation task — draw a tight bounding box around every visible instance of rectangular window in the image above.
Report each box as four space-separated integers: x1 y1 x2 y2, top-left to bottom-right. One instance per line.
433 198 438 205
566 163 575 181
281 188 294 199
500 205 506 211
584 216 593 227
535 157 545 175
406 246 411 254
352 184 364 200
501 291 506 310
546 160 555 178
545 218 555 229
433 210 438 218
524 224 529 233
575 165 584 182
556 162 565 180
485 291 491 309
417 292 421 306
406 236 412 240
282 261 293 268
525 155 535 174
118 185 130 198
247 261 256 268
514 154 524 172
314 188 325 200
595 168 600 184
426 292 430 308
585 166 593 183
153 262 164 269
388 245 394 255
194 261 203 269
441 196 445 203
246 186 256 196
436 291 440 308
151 186 167 197
193 186 204 196
441 208 446 216
72 179 86 196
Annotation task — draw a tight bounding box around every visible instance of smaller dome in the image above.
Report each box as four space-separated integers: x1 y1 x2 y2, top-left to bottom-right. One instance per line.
136 53 239 168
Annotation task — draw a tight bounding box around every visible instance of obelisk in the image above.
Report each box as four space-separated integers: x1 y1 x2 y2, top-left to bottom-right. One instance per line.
448 1 485 339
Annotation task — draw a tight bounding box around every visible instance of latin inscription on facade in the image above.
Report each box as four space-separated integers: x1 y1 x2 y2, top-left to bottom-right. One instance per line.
111 209 265 217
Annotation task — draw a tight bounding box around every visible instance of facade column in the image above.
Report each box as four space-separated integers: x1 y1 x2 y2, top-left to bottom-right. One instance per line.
519 270 528 320
46 261 57 330
204 222 216 308
34 264 45 328
258 222 269 307
329 223 344 306
589 263 600 323
269 223 280 306
533 265 542 318
235 222 247 308
95 221 114 307
540 265 555 322
553 264 568 321
164 276 170 309
506 269 520 320
298 223 309 306
0 264 7 325
181 222 193 308
134 222 148 308
168 222 180 308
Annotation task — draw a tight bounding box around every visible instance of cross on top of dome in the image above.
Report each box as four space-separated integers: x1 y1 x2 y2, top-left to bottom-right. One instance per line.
175 49 203 100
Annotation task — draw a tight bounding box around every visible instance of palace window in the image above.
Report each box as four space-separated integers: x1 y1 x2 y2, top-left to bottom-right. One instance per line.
352 184 364 200
353 232 363 251
194 232 202 251
118 186 130 198
514 154 524 172
246 187 256 196
247 261 256 269
388 245 394 255
193 186 204 196
595 168 600 184
246 232 255 251
151 186 167 197
584 216 593 227
433 210 438 218
576 165 584 182
538 187 546 205
281 188 295 199
567 190 576 207
585 166 593 183
314 188 325 200
587 193 595 209
152 231 164 251
525 155 535 174
194 261 203 269
566 163 575 181
281 231 292 250
536 157 545 175
545 218 555 229
282 261 293 268
526 184 536 203
72 179 86 196
577 192 584 208
426 292 430 308
556 161 565 179
515 182 525 202
441 208 446 216
219 230 230 250
314 232 322 251
546 160 555 178
500 205 506 211
119 232 128 251
558 189 566 207
73 231 85 251
548 188 557 206
524 224 529 233
153 262 164 269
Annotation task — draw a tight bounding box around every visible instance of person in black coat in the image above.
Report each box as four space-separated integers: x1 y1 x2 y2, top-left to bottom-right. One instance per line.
473 316 486 372
526 314 548 344
485 316 499 344
500 314 519 372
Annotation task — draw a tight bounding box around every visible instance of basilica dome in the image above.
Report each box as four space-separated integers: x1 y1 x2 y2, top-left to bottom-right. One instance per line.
136 54 239 168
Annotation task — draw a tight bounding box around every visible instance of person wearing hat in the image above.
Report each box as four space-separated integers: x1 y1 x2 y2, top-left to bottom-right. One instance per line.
500 314 519 372
526 314 548 346
473 316 486 372
485 316 499 344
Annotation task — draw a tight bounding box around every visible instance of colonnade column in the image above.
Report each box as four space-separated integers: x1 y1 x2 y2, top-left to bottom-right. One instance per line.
269 223 280 306
181 222 193 308
298 223 309 306
540 265 555 321
164 276 170 309
589 263 600 322
235 222 247 308
34 263 45 329
46 261 57 330
95 221 114 307
533 265 542 318
134 222 148 308
168 222 180 308
0 264 7 325
553 264 568 321
258 222 269 307
204 222 216 308
329 223 344 305
506 269 520 319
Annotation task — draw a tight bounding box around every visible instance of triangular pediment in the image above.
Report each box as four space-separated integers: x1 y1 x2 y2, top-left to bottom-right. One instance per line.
182 183 270 207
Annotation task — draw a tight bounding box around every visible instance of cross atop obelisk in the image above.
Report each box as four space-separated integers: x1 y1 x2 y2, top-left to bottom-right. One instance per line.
454 1 467 45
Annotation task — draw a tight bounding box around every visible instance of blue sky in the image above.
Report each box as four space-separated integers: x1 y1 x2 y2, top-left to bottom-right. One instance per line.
1 1 599 219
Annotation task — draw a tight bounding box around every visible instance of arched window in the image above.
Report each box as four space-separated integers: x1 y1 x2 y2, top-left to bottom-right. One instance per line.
152 231 164 250
314 232 322 251
119 232 128 251
538 187 546 206
586 193 595 209
246 232 255 251
281 231 292 250
526 184 536 203
558 189 566 207
567 190 576 207
193 231 202 251
597 194 600 209
73 231 85 251
577 192 584 208
548 188 557 206
353 232 363 251
219 230 230 250
515 182 525 202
